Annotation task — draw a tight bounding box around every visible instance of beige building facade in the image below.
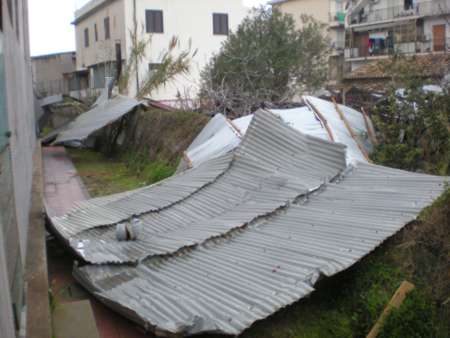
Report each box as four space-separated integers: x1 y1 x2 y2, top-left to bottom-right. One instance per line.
74 0 249 104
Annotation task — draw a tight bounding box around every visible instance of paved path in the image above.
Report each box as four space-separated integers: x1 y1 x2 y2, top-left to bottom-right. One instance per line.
43 146 149 338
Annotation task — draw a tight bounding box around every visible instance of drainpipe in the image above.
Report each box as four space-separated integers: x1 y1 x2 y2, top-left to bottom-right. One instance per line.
133 0 140 95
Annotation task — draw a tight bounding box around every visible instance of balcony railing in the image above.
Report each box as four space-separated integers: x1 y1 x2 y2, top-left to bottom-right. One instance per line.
329 11 346 25
344 38 450 59
349 0 450 26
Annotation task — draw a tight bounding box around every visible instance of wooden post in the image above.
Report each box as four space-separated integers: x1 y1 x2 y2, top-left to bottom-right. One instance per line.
366 281 415 338
332 97 372 162
361 106 378 146
304 98 335 142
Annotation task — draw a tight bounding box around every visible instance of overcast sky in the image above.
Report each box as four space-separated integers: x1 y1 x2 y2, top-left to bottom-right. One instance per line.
28 0 268 56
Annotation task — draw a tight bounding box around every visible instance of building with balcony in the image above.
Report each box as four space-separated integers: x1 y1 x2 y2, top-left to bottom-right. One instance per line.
270 0 350 82
73 0 248 104
345 0 450 71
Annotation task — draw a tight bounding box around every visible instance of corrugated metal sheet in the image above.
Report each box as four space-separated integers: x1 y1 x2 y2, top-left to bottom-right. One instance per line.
74 162 447 336
52 95 140 145
49 109 448 337
50 110 347 264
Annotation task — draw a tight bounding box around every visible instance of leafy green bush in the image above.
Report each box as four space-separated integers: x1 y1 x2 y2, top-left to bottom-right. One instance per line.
372 85 450 175
200 7 329 115
378 290 439 338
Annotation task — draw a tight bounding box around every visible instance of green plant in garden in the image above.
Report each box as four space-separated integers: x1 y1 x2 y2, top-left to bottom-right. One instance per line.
200 7 329 115
372 83 450 175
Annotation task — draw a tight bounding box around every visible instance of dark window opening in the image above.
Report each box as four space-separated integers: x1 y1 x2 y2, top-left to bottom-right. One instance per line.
84 28 90 47
6 0 13 26
94 23 98 42
104 17 110 40
213 13 229 35
404 0 414 10
145 10 164 33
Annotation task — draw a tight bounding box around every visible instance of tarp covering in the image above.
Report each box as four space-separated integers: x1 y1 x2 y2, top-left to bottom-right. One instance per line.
52 95 140 145
180 96 374 170
49 109 448 337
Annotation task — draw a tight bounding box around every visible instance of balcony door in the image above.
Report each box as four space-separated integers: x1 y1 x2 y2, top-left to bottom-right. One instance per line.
433 25 446 52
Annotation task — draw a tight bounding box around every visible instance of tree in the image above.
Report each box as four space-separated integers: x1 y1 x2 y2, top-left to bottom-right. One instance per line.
118 27 197 99
372 79 450 175
200 7 329 116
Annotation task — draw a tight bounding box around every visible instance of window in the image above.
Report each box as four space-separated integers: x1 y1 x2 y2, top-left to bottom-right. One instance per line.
213 13 229 35
104 17 110 40
146 10 164 33
404 0 414 10
94 23 98 42
84 28 89 47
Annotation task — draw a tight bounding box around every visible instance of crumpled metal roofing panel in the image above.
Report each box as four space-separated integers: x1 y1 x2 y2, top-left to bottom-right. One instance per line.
49 109 448 336
53 95 140 144
75 161 447 336
50 110 347 264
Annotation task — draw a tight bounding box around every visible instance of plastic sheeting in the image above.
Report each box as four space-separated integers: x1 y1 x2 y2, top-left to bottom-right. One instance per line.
181 97 373 170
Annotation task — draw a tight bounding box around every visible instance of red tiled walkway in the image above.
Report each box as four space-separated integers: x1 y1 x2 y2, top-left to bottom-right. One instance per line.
43 146 150 338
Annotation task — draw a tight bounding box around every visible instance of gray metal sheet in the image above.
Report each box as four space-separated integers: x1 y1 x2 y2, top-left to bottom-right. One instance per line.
52 95 140 144
51 110 347 264
48 109 448 336
75 162 447 336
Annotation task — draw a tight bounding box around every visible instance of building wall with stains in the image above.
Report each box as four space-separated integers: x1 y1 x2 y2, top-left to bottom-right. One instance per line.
0 0 36 336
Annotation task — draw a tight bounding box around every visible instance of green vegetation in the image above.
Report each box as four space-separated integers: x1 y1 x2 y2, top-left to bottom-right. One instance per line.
200 7 329 115
68 148 176 197
371 58 450 175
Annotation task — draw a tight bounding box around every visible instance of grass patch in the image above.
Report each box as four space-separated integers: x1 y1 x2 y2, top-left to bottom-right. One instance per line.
67 148 176 197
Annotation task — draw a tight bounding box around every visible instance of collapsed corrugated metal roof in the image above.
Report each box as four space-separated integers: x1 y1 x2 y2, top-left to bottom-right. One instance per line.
51 95 140 145
180 96 374 170
49 110 448 337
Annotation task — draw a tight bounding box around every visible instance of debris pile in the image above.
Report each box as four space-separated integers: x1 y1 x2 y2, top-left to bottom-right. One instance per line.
48 108 448 336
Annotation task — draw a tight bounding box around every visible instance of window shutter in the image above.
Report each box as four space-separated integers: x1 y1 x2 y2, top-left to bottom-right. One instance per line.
222 14 229 35
84 28 89 47
146 10 163 33
104 17 110 39
213 13 228 35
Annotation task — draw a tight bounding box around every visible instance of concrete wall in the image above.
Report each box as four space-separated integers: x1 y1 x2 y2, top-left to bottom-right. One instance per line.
274 0 331 28
0 0 36 336
75 0 126 71
31 52 76 96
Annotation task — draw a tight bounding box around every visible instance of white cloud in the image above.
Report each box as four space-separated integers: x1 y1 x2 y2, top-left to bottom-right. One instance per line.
28 0 268 57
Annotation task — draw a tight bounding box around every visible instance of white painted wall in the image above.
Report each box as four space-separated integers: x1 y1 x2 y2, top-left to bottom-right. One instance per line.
75 0 248 102
124 0 249 101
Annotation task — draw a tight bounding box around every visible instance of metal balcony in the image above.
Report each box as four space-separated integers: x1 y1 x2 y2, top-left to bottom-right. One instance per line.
349 0 450 27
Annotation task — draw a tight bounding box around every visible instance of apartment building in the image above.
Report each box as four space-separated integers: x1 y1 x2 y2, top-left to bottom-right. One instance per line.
73 0 249 103
0 0 46 337
270 0 349 82
31 51 76 96
345 0 450 71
